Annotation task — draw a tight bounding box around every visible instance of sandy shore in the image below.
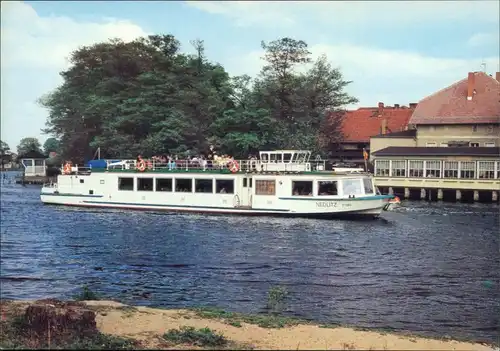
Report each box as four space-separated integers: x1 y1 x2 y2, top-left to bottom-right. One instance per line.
2 300 496 350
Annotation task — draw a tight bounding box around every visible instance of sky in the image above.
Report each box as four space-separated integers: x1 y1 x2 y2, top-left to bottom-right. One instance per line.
1 0 499 151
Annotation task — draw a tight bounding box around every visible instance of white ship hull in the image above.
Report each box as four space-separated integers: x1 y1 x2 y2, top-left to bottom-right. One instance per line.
40 170 393 219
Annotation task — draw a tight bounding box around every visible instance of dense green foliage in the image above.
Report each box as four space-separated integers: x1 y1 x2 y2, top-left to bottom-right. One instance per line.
39 35 357 162
16 137 43 156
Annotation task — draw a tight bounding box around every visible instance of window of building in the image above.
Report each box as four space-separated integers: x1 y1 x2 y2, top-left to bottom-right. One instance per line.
425 160 441 178
195 179 213 193
137 178 154 191
375 160 390 176
440 143 448 147
118 177 134 191
409 160 424 177
497 162 500 179
484 142 496 147
478 161 495 179
470 142 479 147
216 179 234 194
363 178 374 194
292 181 313 196
425 142 437 147
460 161 475 179
255 180 276 195
175 178 192 192
342 179 363 196
472 125 478 132
443 161 458 178
487 125 494 133
391 160 406 177
156 178 173 191
317 181 338 196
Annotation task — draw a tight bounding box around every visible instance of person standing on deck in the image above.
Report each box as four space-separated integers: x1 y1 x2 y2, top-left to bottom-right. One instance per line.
206 145 217 169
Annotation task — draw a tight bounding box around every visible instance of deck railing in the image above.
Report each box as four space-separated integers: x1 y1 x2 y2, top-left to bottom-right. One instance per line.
105 159 327 173
61 159 371 175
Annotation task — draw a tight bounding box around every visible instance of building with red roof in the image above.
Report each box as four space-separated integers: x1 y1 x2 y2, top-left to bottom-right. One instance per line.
330 102 416 164
369 72 500 200
409 71 500 147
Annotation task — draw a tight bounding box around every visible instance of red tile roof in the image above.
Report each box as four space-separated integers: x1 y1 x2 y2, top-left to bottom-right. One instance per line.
409 72 500 125
337 103 415 143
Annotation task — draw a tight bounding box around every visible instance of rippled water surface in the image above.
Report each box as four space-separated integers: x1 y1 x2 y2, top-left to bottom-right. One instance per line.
1 173 499 343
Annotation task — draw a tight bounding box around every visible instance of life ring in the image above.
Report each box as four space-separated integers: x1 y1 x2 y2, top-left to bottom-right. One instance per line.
228 160 240 173
137 160 146 172
63 163 71 175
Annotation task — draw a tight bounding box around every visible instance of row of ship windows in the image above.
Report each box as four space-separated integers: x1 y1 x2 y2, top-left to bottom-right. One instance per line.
107 177 375 196
375 160 500 179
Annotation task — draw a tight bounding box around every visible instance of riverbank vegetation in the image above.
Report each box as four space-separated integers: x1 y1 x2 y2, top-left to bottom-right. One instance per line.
0 285 496 350
1 299 495 350
38 35 358 162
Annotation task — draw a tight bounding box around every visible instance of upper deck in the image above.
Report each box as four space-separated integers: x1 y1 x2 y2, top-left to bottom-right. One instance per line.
72 150 368 176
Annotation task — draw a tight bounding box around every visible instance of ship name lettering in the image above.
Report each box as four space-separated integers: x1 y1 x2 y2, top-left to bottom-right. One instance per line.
316 201 337 208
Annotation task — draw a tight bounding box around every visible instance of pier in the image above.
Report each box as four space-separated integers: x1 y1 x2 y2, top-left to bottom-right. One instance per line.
372 147 500 203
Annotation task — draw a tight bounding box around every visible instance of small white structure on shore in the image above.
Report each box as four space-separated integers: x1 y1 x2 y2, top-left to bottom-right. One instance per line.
18 150 47 177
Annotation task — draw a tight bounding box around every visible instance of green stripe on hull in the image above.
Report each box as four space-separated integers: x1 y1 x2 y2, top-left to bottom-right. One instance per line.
41 193 104 198
279 194 393 201
81 200 289 212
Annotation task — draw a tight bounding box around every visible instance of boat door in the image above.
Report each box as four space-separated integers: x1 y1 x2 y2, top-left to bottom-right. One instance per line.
239 176 253 208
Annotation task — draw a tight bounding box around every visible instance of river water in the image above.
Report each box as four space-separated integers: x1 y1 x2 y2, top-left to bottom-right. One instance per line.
1 172 498 343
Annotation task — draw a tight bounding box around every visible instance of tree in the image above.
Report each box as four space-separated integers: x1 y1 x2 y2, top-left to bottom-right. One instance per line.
0 140 11 166
40 34 232 161
43 137 60 154
16 137 42 156
254 39 357 153
39 35 357 160
0 140 9 154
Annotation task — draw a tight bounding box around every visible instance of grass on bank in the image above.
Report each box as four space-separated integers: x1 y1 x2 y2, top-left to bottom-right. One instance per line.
163 326 228 347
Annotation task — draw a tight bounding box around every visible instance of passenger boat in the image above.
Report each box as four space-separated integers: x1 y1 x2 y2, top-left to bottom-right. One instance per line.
40 150 395 219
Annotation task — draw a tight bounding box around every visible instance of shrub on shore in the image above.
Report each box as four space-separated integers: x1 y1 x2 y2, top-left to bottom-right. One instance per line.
163 326 228 347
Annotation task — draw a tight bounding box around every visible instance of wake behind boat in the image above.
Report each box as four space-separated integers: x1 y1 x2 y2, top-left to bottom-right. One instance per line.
40 150 394 219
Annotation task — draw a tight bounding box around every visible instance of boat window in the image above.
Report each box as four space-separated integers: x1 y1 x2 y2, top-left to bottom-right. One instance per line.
283 153 292 163
363 178 374 195
216 179 234 194
342 179 363 196
175 178 192 192
80 179 84 183
291 153 299 163
261 154 269 163
137 178 154 191
249 178 252 188
317 181 338 196
255 180 276 195
118 177 134 191
243 178 247 188
195 179 213 193
156 178 172 192
292 181 313 196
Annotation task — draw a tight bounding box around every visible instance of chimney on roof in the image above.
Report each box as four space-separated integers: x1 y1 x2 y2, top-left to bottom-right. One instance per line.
394 104 400 108
409 103 417 108
381 118 387 135
496 72 500 82
467 72 475 101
